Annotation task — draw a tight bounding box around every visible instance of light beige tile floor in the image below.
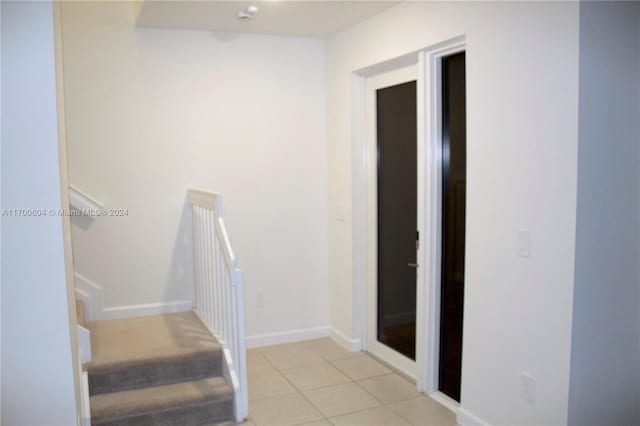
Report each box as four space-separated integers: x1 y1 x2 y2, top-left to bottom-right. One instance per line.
243 338 457 426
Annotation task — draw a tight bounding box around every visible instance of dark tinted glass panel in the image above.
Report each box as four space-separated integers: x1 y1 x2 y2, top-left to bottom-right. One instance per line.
439 52 466 401
376 81 417 360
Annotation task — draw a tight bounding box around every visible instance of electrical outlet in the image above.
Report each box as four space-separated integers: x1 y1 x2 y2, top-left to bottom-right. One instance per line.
256 290 264 308
520 373 535 404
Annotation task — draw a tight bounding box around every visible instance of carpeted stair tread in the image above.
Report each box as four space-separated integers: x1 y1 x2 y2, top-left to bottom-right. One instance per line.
86 311 224 394
86 311 221 369
90 376 233 426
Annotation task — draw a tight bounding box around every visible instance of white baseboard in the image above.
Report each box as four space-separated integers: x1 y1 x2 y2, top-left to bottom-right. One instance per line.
74 272 193 321
330 327 363 352
246 326 330 349
101 300 193 320
428 391 459 413
77 325 92 364
457 407 491 426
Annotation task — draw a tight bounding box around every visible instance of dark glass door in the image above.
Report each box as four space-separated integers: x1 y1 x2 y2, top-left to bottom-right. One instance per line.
376 81 418 361
439 52 466 401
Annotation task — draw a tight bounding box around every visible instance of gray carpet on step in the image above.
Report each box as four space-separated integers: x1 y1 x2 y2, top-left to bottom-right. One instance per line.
86 312 234 426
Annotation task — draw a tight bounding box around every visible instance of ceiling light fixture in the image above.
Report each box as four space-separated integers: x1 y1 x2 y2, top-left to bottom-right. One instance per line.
237 5 259 20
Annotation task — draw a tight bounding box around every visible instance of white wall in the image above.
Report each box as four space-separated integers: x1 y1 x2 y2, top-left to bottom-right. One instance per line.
568 2 640 425
60 1 329 342
326 2 580 424
1 1 79 424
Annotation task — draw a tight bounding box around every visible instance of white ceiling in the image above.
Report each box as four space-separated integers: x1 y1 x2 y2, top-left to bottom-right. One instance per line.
135 1 401 38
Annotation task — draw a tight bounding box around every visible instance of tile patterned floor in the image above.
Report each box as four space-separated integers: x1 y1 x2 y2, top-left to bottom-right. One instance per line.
241 338 457 426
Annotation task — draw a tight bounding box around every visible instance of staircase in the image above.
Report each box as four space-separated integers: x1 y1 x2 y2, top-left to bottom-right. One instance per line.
84 312 235 426
74 189 248 425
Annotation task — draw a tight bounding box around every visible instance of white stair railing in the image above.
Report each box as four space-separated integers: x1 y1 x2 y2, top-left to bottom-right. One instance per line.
187 189 248 422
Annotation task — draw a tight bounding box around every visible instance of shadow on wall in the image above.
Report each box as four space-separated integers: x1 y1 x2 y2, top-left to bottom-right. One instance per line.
165 200 196 309
72 213 94 231
70 196 195 319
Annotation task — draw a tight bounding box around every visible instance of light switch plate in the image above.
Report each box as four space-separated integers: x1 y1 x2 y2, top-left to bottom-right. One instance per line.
520 372 536 403
517 230 531 258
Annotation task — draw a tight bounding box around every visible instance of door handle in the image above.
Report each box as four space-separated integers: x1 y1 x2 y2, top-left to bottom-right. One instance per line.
408 263 419 268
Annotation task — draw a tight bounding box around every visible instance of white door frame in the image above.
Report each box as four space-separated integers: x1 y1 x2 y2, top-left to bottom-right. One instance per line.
417 36 467 410
351 36 466 405
365 63 419 380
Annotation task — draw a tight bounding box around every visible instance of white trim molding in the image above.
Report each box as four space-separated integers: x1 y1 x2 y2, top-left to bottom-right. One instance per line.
79 367 91 426
77 325 92 364
75 273 103 322
351 51 422 368
417 35 466 395
428 391 459 414
75 272 193 321
69 184 104 212
246 326 330 349
457 407 492 426
350 72 368 356
330 327 363 352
